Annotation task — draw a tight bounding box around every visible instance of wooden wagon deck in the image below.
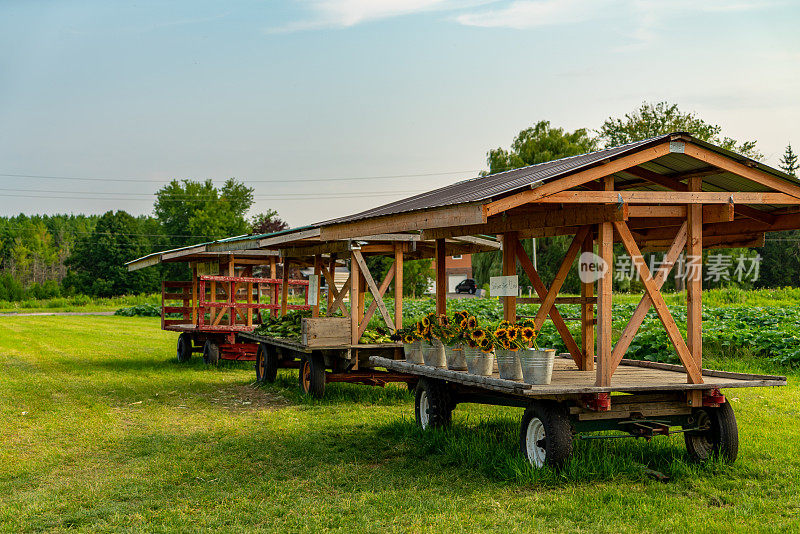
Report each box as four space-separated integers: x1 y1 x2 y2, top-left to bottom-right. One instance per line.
371 355 787 397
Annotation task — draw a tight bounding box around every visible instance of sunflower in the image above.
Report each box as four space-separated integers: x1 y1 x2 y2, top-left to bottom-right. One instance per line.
470 328 487 342
458 317 469 329
507 326 520 341
521 327 536 342
499 320 512 329
421 316 431 328
466 316 478 329
403 334 416 344
519 317 536 328
466 338 478 349
479 338 493 353
494 327 509 339
439 314 450 327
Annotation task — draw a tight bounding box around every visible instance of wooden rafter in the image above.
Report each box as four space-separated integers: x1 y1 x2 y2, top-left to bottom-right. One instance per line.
531 191 800 204
513 237 584 368
608 223 688 374
613 221 703 384
484 142 671 216
683 144 800 199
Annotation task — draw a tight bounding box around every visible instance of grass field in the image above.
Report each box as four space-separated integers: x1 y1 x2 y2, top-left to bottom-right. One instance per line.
1 315 799 532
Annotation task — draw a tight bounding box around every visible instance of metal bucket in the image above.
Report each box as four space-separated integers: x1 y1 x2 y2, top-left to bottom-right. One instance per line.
445 344 467 371
423 339 447 368
495 348 523 381
403 341 424 365
465 347 494 376
519 349 556 385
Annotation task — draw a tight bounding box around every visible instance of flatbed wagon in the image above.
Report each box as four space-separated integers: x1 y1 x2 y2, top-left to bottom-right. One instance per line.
372 354 786 466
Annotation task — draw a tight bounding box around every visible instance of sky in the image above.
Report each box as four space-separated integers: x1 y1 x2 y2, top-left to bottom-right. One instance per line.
1 0 799 226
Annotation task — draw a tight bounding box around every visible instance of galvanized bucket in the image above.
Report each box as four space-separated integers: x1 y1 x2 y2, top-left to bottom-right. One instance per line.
423 339 447 368
445 343 468 371
495 348 523 381
403 341 424 365
465 347 494 376
519 349 556 385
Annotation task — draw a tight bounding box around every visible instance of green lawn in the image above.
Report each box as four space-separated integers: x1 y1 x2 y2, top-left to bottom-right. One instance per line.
1 315 798 532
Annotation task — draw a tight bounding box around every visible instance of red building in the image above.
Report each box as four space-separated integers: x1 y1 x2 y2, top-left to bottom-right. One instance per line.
430 253 473 294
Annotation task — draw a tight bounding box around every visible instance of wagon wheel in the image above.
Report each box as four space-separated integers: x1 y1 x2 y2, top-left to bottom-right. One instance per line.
298 353 326 398
255 343 278 383
684 401 739 463
414 378 452 430
202 339 220 365
176 333 193 363
519 402 573 469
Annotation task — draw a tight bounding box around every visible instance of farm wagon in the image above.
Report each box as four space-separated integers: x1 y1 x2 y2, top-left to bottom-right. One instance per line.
244 132 789 468
127 231 499 397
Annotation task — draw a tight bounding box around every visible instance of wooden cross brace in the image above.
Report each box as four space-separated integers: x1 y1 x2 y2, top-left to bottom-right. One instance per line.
512 231 587 369
320 262 351 317
612 221 703 384
352 250 396 335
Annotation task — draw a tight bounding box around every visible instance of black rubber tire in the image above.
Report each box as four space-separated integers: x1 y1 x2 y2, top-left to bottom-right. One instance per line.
256 343 278 383
470 288 476 295
299 353 326 398
202 339 220 365
519 402 573 469
414 378 453 430
684 401 739 463
177 333 193 363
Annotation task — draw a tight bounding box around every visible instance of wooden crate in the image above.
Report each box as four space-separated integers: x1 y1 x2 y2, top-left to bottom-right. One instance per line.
301 317 351 347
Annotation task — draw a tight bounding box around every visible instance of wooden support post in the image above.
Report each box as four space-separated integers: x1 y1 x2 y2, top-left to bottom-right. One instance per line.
281 259 289 317
502 232 517 322
596 176 614 387
394 244 404 330
687 176 703 376
209 279 216 324
350 251 360 345
312 255 322 318
270 257 278 317
229 256 235 326
327 253 337 313
191 264 198 326
247 272 253 327
580 232 594 371
435 238 446 316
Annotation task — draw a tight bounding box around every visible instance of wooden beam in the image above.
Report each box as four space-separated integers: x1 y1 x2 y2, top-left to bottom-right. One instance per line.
735 205 777 225
609 223 688 374
327 274 351 317
257 228 321 248
514 238 584 367
687 176 703 378
484 142 671 216
352 250 395 331
420 204 628 240
394 244 403 331
613 221 703 384
622 166 688 191
638 212 800 241
320 203 487 241
627 204 733 222
326 253 336 312
502 232 517 322
683 144 800 199
435 239 447 316
595 176 615 387
531 191 800 204
641 233 764 252
533 226 590 330
580 231 594 371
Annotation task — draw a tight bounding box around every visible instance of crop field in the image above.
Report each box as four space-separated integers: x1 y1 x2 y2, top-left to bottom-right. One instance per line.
1 292 799 532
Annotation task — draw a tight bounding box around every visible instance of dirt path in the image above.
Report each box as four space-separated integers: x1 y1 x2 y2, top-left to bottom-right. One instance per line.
0 311 117 317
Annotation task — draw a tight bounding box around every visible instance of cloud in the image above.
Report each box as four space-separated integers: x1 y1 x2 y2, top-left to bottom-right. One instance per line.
271 0 462 32
456 0 613 29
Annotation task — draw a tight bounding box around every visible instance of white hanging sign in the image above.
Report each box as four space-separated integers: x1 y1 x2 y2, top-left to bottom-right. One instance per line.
490 275 518 297
308 274 319 305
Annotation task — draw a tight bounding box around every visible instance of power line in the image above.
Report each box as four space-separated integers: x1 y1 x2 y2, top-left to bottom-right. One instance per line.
0 170 480 184
0 190 425 202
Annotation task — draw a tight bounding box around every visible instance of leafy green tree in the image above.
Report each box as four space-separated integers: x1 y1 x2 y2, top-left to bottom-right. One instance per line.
403 259 433 299
598 101 761 159
64 211 160 297
780 143 799 177
486 120 597 174
154 178 254 248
